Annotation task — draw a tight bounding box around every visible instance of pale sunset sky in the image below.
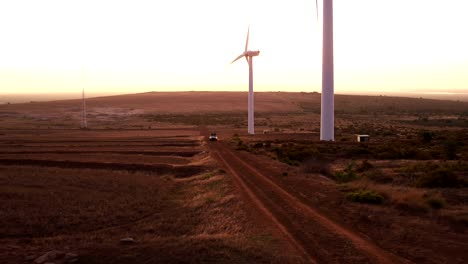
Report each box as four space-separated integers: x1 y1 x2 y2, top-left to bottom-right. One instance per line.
0 0 467 96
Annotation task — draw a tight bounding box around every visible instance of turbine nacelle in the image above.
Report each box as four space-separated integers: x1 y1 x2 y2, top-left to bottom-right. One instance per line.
231 50 260 64
246 50 260 57
231 27 260 64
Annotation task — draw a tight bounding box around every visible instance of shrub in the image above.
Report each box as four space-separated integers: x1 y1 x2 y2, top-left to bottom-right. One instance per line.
416 168 467 188
356 160 373 172
443 140 458 160
282 158 300 166
346 190 384 204
414 150 434 160
347 145 371 156
419 130 434 143
393 192 430 214
426 198 445 209
201 171 216 180
236 141 251 152
273 143 319 165
447 216 468 230
335 171 357 183
302 158 332 177
253 142 264 148
363 170 393 183
335 162 358 183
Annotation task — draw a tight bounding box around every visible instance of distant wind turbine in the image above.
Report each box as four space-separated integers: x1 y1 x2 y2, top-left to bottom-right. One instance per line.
81 65 88 129
317 0 334 141
231 27 260 135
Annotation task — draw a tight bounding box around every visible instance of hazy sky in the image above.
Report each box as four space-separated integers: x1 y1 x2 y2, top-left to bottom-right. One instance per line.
1 0 467 95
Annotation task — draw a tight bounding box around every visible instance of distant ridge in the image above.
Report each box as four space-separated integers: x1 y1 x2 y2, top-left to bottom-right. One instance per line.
1 92 467 115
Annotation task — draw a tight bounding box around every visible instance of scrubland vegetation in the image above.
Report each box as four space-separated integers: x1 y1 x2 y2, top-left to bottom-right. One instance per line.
1 92 468 263
235 133 468 225
228 94 468 240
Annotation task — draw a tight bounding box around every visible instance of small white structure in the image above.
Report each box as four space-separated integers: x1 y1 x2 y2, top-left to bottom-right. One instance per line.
357 135 370 142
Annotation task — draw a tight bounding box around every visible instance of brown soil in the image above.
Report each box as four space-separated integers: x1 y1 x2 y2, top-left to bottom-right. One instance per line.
1 92 468 263
209 141 409 263
204 130 468 263
0 128 300 263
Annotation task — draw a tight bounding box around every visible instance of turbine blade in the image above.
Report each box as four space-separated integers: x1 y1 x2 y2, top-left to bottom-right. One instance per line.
231 53 245 64
245 26 250 52
316 0 318 22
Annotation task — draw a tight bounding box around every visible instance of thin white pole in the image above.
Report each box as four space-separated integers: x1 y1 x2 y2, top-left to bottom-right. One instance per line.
248 56 254 134
81 65 87 129
320 0 334 141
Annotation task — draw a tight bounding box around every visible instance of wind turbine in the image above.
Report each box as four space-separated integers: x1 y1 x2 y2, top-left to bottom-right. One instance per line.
231 27 260 135
317 0 334 141
81 65 87 129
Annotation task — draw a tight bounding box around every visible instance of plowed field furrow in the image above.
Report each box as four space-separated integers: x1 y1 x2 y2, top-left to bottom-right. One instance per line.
0 154 190 165
0 143 199 147
0 158 205 177
211 143 411 264
1 210 168 239
0 139 199 144
0 151 200 157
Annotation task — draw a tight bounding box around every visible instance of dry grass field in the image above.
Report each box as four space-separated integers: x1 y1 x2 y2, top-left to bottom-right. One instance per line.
1 129 296 263
1 91 468 263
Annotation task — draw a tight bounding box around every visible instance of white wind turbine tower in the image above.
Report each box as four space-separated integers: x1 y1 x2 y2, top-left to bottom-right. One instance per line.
81 65 88 129
231 27 260 135
317 0 334 141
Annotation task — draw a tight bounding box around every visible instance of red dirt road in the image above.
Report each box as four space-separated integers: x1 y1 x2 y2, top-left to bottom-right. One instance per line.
209 141 411 263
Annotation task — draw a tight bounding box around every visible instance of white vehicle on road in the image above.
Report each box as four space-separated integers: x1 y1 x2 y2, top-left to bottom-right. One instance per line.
209 132 218 141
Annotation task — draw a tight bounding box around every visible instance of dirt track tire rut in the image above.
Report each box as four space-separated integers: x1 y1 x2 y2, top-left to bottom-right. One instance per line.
211 142 411 264
0 150 200 157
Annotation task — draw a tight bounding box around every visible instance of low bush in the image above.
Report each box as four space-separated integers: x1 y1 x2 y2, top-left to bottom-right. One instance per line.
302 158 332 177
373 144 422 160
419 130 435 143
253 142 264 148
346 145 371 157
416 168 468 188
401 161 440 174
335 162 358 183
363 170 393 184
346 190 384 204
281 158 300 166
443 139 459 160
231 135 241 142
236 144 251 152
356 160 373 172
394 198 430 214
447 216 468 230
425 198 445 209
273 143 319 165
